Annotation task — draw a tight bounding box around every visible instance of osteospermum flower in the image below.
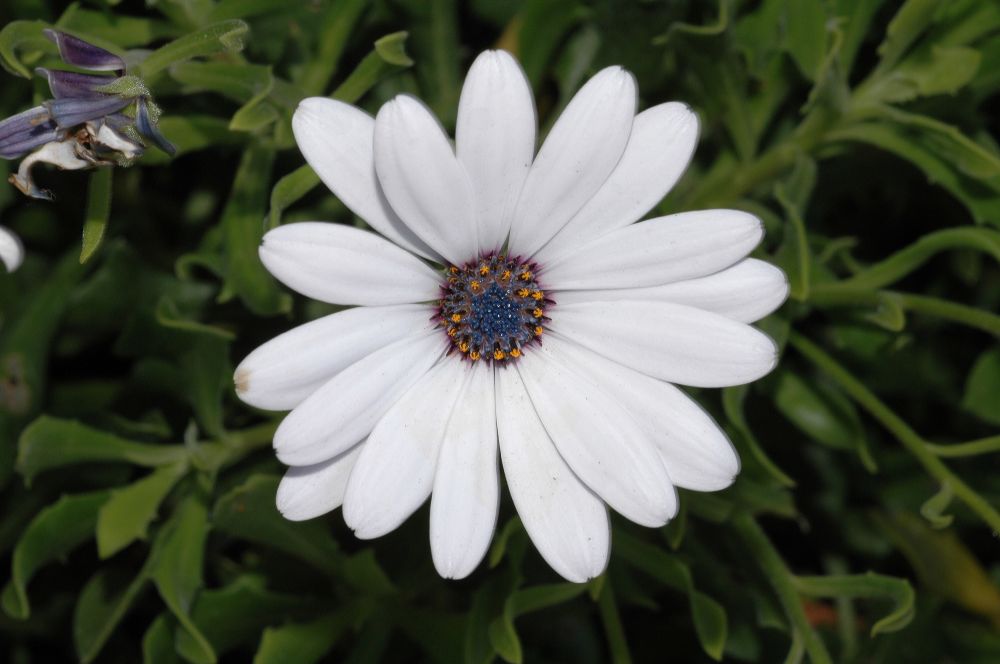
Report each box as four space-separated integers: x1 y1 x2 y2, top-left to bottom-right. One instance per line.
235 51 788 581
0 224 23 273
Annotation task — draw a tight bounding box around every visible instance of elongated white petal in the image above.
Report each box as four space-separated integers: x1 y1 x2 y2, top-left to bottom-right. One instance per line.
536 103 699 262
343 360 467 539
517 338 677 527
374 95 478 265
0 226 24 272
430 361 499 579
553 258 789 323
550 301 778 388
564 341 739 491
235 304 434 411
508 67 637 258
292 98 440 261
457 50 536 253
274 332 445 466
542 210 763 291
260 222 441 306
276 444 363 521
496 366 610 581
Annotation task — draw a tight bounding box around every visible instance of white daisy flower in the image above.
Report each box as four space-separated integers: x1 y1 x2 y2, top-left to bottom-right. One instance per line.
235 50 788 582
0 225 24 273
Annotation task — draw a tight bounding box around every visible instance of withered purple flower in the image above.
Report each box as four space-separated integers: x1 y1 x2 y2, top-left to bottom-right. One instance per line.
0 29 175 201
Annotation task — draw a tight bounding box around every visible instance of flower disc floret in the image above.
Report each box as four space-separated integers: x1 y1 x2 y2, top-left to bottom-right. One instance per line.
437 252 546 363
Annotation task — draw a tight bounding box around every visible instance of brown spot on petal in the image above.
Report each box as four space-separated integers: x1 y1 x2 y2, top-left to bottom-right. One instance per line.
234 367 250 395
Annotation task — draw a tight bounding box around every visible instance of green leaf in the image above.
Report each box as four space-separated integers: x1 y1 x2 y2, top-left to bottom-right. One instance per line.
212 475 342 577
178 575 326 661
297 0 369 95
169 62 273 103
920 482 955 529
208 0 310 21
74 563 151 663
141 116 247 165
150 495 214 664
56 5 180 47
774 181 812 301
866 45 981 103
139 20 250 78
96 462 187 559
219 141 291 316
17 416 187 485
512 0 586 90
784 0 828 81
722 385 796 487
875 0 939 71
330 31 415 104
253 610 353 664
796 572 915 636
143 613 182 664
488 583 589 664
267 165 320 230
0 20 53 78
80 168 114 265
615 531 728 660
1 490 110 619
962 348 1000 425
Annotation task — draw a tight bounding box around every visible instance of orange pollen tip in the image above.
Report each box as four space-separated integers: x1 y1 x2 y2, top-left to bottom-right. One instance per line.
534 326 543 336
447 327 458 337
459 341 469 352
517 288 530 297
520 271 532 280
449 266 459 274
531 290 544 300
469 351 481 361
510 348 522 358
532 308 543 318
470 281 482 292
501 270 512 280
493 349 506 360
450 313 462 323
479 265 490 275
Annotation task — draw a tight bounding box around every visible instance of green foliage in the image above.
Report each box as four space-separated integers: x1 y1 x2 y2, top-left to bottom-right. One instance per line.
1 0 999 662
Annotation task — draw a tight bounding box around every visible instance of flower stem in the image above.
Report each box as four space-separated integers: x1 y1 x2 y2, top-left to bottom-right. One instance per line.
788 332 1000 533
732 512 833 664
925 435 1000 458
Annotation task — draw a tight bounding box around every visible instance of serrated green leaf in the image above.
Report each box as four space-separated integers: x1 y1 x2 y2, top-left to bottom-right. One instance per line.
876 0 939 71
17 416 187 484
1 490 110 619
150 495 214 664
96 462 187 558
139 20 250 78
74 563 151 663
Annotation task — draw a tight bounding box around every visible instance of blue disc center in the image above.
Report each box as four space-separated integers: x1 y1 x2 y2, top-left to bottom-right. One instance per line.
467 284 523 345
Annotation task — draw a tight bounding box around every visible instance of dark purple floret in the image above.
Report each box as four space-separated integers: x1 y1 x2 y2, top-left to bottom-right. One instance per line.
35 67 113 99
43 29 125 74
135 97 176 156
0 106 59 159
43 96 131 130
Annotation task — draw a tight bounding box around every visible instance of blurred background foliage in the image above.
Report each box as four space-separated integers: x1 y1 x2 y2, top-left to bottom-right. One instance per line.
0 0 998 662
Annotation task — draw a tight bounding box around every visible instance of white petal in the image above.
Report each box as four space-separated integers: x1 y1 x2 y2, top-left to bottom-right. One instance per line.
0 226 24 273
564 341 739 491
507 67 637 258
374 95 478 265
553 258 790 323
495 366 610 582
430 361 499 579
456 50 536 254
235 304 434 411
542 210 763 291
536 103 699 263
276 444 363 521
259 222 441 306
292 98 440 261
550 301 779 388
274 331 444 466
517 337 677 527
343 360 467 539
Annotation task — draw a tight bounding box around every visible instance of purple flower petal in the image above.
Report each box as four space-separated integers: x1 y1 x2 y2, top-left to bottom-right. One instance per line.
44 29 125 74
136 97 176 156
0 106 60 159
35 67 115 99
43 96 131 130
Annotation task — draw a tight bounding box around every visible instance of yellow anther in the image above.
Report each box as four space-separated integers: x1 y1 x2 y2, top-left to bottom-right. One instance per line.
531 290 544 301
449 266 459 274
517 288 530 298
479 265 490 276
500 270 512 281
493 349 506 361
509 348 522 358
534 326 543 336
520 270 532 280
532 308 543 318
470 280 482 292
459 341 470 353
447 327 458 337
470 350 481 361
450 313 462 323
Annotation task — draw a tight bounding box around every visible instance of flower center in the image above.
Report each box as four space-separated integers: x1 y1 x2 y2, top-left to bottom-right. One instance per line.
437 253 547 363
